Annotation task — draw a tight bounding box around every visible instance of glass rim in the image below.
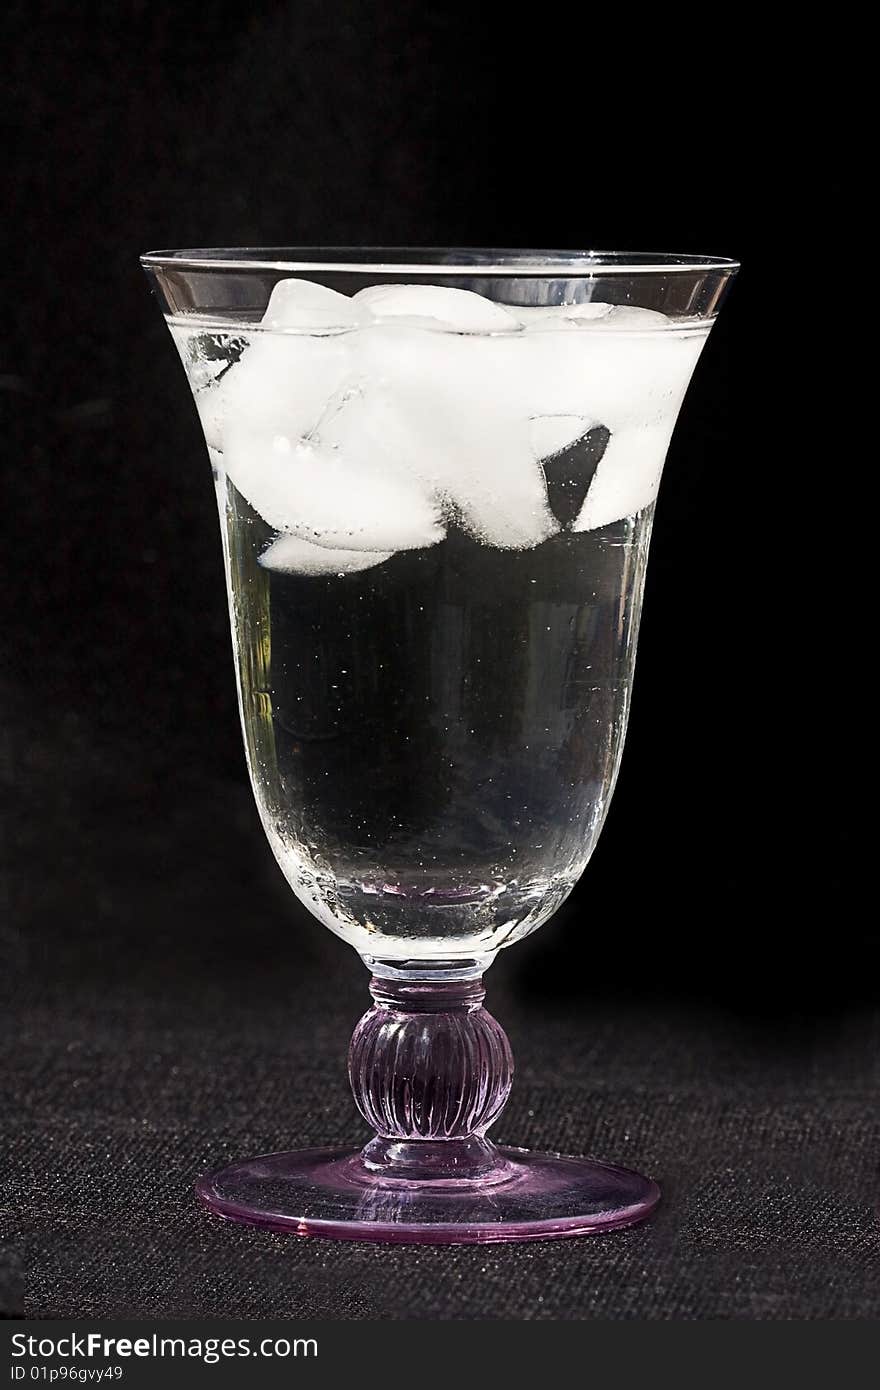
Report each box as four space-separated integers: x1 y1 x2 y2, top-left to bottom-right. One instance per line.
140 246 740 276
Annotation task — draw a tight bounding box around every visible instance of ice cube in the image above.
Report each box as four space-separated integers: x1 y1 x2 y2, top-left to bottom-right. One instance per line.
223 420 445 551
262 277 369 332
487 331 589 424
221 332 356 448
572 423 675 531
513 302 613 327
442 413 559 548
504 314 711 527
599 305 670 330
529 415 593 460
356 325 558 549
564 301 614 321
173 326 357 460
505 319 710 438
193 378 229 451
582 326 710 433
354 284 519 333
517 303 666 330
258 532 392 575
168 325 231 450
188 354 229 389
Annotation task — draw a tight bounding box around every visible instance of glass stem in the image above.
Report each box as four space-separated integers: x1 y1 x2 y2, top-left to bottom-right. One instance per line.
348 973 513 1182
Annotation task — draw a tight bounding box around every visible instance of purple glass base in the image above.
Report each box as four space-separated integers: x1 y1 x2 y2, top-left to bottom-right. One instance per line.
196 1145 660 1244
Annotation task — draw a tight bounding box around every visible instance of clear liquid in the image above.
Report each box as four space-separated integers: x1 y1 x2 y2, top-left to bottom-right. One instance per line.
219 470 652 962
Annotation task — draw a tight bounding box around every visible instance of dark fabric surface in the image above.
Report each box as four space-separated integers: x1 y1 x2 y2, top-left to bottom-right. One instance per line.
3 713 878 1321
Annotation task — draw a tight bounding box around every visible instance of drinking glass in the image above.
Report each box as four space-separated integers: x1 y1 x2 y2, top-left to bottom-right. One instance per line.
142 248 737 1242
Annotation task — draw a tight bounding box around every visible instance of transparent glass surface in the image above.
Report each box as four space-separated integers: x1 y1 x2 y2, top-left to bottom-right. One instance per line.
143 248 737 1242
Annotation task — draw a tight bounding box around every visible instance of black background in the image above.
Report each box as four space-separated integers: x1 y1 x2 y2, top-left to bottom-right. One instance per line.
3 2 871 1321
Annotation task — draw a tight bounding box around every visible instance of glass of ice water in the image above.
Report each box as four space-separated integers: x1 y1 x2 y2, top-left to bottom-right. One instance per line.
142 248 737 1242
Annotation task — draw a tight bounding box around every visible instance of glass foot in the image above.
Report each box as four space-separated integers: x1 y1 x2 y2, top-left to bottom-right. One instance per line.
196 1145 660 1244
